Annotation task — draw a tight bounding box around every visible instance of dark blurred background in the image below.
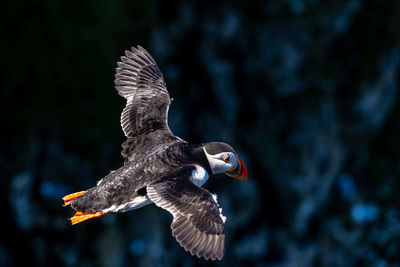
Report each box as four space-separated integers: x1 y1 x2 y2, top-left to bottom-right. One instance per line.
1 0 400 266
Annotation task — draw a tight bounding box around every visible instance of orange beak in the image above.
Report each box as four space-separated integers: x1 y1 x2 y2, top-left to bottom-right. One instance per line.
225 157 248 181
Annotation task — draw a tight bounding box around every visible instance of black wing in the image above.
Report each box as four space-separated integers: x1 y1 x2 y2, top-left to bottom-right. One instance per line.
147 168 226 261
115 46 178 163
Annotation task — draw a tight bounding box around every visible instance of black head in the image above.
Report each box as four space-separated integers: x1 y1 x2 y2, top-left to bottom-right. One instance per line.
203 142 236 156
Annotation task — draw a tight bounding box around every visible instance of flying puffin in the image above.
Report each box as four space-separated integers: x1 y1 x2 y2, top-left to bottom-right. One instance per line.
62 45 248 261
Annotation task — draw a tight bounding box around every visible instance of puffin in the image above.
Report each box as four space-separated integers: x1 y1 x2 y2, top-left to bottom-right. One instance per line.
62 45 248 261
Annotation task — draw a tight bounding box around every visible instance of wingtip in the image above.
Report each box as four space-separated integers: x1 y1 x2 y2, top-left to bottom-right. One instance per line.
130 46 140 54
133 45 156 64
136 45 146 52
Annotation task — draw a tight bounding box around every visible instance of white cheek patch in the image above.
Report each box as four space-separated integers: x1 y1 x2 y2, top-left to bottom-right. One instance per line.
203 148 236 174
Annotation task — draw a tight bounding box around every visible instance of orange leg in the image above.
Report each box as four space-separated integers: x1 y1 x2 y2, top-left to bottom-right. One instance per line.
62 191 87 206
70 211 106 225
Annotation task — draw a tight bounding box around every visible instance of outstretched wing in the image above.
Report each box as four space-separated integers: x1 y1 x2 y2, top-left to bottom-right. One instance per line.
115 46 178 162
147 167 226 261
115 45 171 137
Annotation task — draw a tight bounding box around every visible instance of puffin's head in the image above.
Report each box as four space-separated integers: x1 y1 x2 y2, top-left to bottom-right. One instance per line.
203 142 248 181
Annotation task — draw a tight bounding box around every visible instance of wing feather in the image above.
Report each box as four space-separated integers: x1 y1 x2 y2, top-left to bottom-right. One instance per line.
147 168 226 261
114 46 180 163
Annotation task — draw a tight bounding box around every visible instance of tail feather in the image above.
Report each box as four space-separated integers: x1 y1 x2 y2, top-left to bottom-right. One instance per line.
63 190 107 225
70 211 105 225
62 191 87 206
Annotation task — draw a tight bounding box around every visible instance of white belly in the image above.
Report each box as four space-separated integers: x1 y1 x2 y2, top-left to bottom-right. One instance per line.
102 165 208 213
191 165 209 187
102 196 152 213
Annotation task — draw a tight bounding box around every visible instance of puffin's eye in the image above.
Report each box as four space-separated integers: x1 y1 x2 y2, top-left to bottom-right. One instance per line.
224 156 230 163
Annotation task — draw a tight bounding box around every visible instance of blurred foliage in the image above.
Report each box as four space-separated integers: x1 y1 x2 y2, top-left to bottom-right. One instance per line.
1 0 400 266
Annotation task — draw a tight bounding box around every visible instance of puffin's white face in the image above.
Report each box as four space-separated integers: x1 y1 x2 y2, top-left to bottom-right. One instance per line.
203 148 238 174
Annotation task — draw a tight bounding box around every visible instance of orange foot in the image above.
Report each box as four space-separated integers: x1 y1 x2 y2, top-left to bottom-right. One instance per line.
62 191 87 206
70 211 105 225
